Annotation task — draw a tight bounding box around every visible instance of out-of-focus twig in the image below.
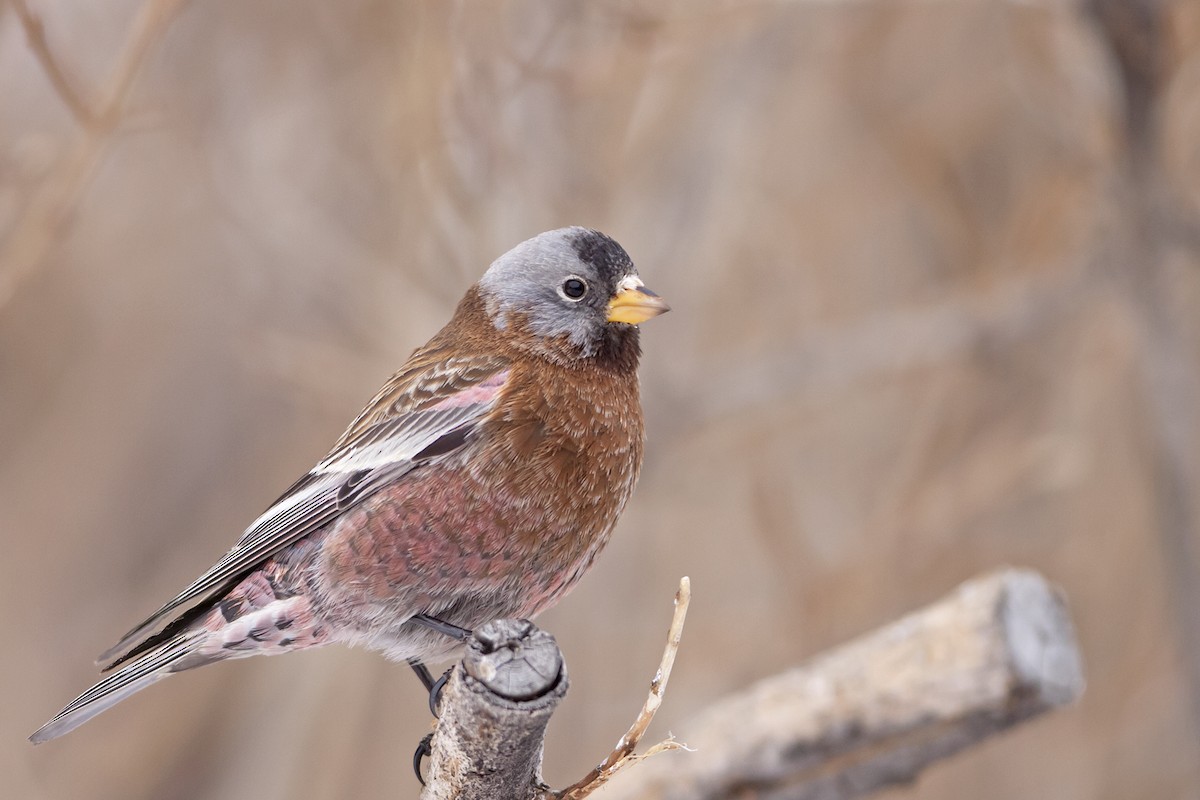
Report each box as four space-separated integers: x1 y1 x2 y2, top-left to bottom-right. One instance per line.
1086 0 1200 755
556 576 692 800
11 0 96 125
0 0 187 311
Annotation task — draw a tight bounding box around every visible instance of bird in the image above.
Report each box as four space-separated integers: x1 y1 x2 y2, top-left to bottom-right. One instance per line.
31 227 668 744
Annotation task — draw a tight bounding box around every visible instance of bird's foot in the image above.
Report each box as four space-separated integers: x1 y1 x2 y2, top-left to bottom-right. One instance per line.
408 617 472 786
409 660 454 717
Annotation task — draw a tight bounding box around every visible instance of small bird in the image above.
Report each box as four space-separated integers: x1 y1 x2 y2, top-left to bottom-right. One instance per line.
31 227 668 743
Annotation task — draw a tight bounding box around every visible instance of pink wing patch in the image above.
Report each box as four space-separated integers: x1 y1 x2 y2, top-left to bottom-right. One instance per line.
429 369 510 410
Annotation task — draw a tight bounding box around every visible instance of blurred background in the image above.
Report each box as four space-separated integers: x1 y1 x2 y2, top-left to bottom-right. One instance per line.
3 0 1200 798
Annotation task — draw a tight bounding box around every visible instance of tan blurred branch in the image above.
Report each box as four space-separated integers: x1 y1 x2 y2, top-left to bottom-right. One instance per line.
1085 0 1200 753
0 0 187 310
11 0 96 126
603 569 1084 800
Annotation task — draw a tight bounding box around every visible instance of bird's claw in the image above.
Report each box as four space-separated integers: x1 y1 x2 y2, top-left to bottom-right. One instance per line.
410 660 453 718
428 668 451 718
413 732 433 786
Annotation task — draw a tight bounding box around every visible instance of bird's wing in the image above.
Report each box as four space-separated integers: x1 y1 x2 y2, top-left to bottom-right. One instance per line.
98 352 512 668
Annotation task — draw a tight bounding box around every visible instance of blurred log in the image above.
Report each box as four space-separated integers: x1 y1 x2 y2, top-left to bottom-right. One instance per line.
421 619 568 800
603 568 1084 800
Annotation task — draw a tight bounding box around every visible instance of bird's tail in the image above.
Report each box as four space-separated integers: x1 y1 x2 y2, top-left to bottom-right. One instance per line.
30 632 210 744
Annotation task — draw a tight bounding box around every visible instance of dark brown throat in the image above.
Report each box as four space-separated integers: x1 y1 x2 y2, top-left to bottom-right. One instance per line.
593 323 641 374
520 321 642 374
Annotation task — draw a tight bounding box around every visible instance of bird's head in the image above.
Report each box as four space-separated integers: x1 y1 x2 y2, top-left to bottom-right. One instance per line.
477 228 669 365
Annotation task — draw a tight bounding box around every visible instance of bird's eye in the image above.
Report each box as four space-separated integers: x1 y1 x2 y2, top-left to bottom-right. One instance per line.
559 277 588 301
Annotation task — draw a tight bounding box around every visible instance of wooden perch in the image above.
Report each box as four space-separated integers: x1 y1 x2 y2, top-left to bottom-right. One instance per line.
421 619 569 800
603 568 1084 800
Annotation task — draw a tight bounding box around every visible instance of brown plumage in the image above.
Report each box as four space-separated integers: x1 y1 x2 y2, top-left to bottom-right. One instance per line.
32 227 668 743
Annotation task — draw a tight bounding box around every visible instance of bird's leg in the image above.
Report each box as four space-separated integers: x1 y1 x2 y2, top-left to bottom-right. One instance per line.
408 661 439 786
411 612 472 641
409 614 466 717
407 632 459 786
409 659 436 693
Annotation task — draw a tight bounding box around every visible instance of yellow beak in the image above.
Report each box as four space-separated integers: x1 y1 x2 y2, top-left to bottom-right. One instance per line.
607 279 670 325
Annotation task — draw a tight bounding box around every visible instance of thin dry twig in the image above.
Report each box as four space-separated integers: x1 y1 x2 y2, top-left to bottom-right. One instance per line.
556 576 692 800
11 0 96 125
0 0 187 311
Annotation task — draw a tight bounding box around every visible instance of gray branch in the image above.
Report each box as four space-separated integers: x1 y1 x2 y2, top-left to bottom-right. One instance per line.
420 619 567 800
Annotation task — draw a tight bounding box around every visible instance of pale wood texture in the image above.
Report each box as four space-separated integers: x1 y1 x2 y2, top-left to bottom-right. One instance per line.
421 620 567 800
420 576 690 800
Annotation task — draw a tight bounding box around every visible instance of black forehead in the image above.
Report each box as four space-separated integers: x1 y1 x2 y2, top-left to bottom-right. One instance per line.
570 229 634 286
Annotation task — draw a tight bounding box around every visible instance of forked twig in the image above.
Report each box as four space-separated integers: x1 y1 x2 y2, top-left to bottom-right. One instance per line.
11 0 96 125
0 0 187 310
555 576 692 800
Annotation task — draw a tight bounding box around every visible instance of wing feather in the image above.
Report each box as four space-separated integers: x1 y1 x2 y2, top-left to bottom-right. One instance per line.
98 354 511 668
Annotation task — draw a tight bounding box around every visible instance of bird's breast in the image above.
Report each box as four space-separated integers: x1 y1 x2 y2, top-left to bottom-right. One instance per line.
312 362 645 627
476 363 645 558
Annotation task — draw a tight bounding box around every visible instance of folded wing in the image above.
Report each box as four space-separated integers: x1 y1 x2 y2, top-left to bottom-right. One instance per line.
98 354 512 669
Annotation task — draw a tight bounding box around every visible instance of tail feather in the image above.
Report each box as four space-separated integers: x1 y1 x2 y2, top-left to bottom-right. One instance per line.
34 572 328 743
30 634 203 744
